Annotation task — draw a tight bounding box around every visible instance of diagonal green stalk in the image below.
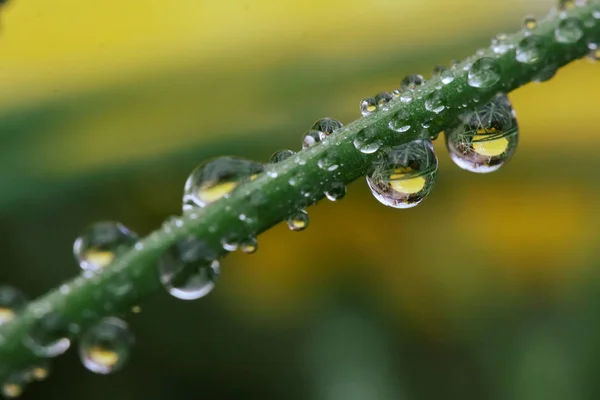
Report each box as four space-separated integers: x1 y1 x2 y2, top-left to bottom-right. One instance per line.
1 2 599 377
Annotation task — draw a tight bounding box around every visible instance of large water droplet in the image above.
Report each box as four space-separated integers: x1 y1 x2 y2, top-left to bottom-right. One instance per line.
311 118 343 137
287 210 309 231
79 317 134 375
555 17 584 43
302 130 323 149
183 157 264 210
359 97 377 116
353 128 382 154
0 286 27 327
516 35 543 63
325 182 346 201
366 140 438 209
73 222 138 271
468 58 501 88
400 75 425 91
157 236 220 300
445 94 519 173
269 149 295 163
24 312 72 357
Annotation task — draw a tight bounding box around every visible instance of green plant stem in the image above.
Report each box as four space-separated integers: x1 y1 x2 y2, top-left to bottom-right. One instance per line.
1 2 599 376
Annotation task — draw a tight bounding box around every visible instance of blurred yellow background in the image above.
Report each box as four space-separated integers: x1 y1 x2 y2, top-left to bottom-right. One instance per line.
2 0 600 399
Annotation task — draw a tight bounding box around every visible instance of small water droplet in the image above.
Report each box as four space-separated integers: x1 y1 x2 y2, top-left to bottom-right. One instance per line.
445 94 519 173
317 153 339 171
325 182 346 201
0 285 27 326
311 118 343 137
491 33 514 54
558 0 576 11
516 35 543 63
389 109 411 133
29 361 51 381
400 92 413 103
353 129 382 154
468 58 501 88
424 91 446 114
183 157 264 210
269 149 295 163
302 130 323 149
391 89 401 99
24 312 72 357
359 97 377 116
587 42 600 62
157 236 219 300
366 140 438 209
375 92 393 110
555 17 583 43
73 222 137 271
440 69 455 85
523 16 537 32
79 317 134 375
400 75 425 91
287 210 309 231
240 237 258 254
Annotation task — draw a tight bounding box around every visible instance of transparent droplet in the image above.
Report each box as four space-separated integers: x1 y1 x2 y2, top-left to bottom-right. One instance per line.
359 97 377 116
391 89 401 99
353 128 382 154
516 35 543 63
287 210 309 231
269 149 295 163
523 16 537 32
558 0 576 11
183 157 264 210
311 117 343 137
240 237 258 254
325 182 346 201
366 140 438 209
79 317 134 375
0 285 27 327
468 58 501 88
445 94 519 173
302 130 323 149
389 108 411 133
555 17 584 43
399 91 413 103
491 33 514 54
24 312 72 357
375 92 393 110
400 75 425 91
424 91 446 114
586 43 600 62
317 153 339 171
73 222 137 271
157 236 220 300
440 69 455 85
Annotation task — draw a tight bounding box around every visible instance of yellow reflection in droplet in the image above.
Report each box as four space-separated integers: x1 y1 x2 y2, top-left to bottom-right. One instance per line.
88 347 119 368
0 307 16 325
84 249 115 268
197 181 238 204
291 220 307 230
472 135 509 157
389 168 426 194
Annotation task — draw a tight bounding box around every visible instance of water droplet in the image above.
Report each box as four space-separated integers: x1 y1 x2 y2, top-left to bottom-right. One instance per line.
399 91 413 103
440 69 455 85
29 361 51 381
491 33 514 54
325 182 346 201
533 64 558 82
555 17 583 43
79 317 134 375
366 140 438 209
389 109 411 133
424 91 446 114
73 222 137 271
183 157 264 210
317 153 339 171
287 210 309 231
302 130 323 149
0 286 27 326
359 97 377 116
1 378 24 399
468 58 501 88
269 149 295 163
523 16 537 32
157 236 220 300
558 0 576 11
516 35 543 63
240 237 258 254
375 92 393 110
353 128 382 154
587 43 600 62
445 94 519 173
24 312 72 357
391 89 401 99
400 75 425 91
311 118 343 137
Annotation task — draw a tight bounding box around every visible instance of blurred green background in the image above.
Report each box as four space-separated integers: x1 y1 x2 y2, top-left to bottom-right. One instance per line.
2 0 600 399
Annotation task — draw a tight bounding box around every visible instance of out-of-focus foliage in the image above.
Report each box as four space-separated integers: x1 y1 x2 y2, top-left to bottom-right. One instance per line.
2 0 600 399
